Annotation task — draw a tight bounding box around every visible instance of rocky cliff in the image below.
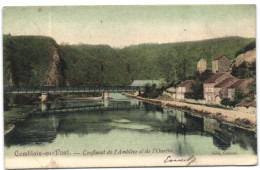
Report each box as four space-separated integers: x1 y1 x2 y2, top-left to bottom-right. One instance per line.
46 39 66 86
3 35 66 87
234 48 256 67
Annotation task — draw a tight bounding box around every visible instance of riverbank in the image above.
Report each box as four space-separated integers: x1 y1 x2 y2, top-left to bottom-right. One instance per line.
124 93 256 132
4 105 38 135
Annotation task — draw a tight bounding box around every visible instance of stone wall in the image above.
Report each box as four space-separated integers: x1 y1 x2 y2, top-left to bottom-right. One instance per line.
235 48 256 67
218 57 232 73
197 58 207 74
163 91 176 99
212 60 219 73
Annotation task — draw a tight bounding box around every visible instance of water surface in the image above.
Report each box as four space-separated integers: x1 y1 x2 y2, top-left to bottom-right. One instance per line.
5 93 257 158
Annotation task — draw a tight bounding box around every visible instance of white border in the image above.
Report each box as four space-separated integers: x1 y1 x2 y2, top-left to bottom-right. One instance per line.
0 1 259 170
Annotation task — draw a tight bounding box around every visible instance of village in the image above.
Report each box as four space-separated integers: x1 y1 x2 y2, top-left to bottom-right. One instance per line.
160 48 256 114
127 48 256 131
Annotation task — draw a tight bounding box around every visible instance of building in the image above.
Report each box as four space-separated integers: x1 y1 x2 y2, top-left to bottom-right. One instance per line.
131 80 160 87
163 87 176 99
212 55 232 73
176 80 195 100
213 77 238 102
197 58 207 74
203 72 233 104
227 79 252 100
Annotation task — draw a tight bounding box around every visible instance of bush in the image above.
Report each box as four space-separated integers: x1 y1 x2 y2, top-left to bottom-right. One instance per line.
142 83 161 98
221 98 236 107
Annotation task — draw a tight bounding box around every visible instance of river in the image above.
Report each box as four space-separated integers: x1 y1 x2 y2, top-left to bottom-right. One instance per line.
4 93 257 167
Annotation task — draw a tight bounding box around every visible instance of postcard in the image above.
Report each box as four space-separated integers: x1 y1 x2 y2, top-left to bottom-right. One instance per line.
2 5 257 169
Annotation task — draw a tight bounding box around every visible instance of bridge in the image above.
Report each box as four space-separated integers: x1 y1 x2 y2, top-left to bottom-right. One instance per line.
34 102 141 115
5 86 144 102
5 86 143 94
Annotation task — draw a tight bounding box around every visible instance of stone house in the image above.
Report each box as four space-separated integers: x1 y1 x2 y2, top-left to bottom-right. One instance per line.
203 72 233 104
213 77 238 100
163 87 176 99
176 80 195 100
197 58 207 74
212 55 232 73
227 79 252 100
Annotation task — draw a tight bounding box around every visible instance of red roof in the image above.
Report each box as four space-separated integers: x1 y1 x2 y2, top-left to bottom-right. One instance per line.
178 80 195 87
213 55 225 60
229 79 246 88
204 72 227 83
214 77 238 88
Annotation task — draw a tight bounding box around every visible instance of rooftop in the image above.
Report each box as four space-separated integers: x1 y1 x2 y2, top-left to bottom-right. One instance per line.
166 87 176 92
213 55 225 60
229 79 252 89
131 80 160 86
214 77 238 88
178 80 195 87
204 72 227 83
229 79 246 88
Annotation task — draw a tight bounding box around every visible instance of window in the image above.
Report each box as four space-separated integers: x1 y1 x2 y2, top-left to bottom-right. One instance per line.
206 87 208 92
228 89 232 98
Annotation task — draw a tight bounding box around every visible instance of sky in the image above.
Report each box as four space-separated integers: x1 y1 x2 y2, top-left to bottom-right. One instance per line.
3 5 256 47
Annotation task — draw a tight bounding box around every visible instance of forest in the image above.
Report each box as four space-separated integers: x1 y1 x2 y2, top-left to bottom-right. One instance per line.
3 35 255 88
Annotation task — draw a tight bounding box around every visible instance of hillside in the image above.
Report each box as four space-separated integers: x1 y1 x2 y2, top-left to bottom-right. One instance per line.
3 35 255 88
119 36 255 84
59 45 132 86
3 35 66 87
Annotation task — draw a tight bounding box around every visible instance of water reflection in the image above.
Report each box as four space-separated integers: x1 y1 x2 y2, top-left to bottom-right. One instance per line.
5 93 257 156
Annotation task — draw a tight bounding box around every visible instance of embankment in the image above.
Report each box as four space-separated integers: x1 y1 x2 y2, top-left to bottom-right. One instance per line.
125 94 256 132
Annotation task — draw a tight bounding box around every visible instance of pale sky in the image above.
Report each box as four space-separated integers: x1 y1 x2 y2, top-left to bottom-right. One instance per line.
3 5 256 47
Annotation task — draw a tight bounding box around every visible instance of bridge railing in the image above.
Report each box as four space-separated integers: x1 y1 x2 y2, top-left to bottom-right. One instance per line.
4 86 144 94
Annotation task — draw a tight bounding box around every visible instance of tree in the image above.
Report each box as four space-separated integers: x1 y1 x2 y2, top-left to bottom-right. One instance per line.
248 79 256 100
157 78 168 90
234 88 245 102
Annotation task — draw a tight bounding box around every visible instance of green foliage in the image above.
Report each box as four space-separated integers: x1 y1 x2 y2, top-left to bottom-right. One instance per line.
234 88 245 102
221 98 236 107
3 35 55 86
248 79 256 100
142 83 160 98
3 35 255 90
221 89 245 107
119 36 255 82
157 78 168 90
60 45 132 86
231 61 256 79
235 42 256 57
187 81 204 100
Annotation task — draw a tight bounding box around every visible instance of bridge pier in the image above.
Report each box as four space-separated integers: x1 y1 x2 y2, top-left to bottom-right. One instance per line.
102 92 110 99
103 99 109 108
41 93 48 103
134 90 141 96
41 103 47 112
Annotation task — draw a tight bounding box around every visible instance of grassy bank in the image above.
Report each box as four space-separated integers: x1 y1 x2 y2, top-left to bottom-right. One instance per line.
4 104 38 134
